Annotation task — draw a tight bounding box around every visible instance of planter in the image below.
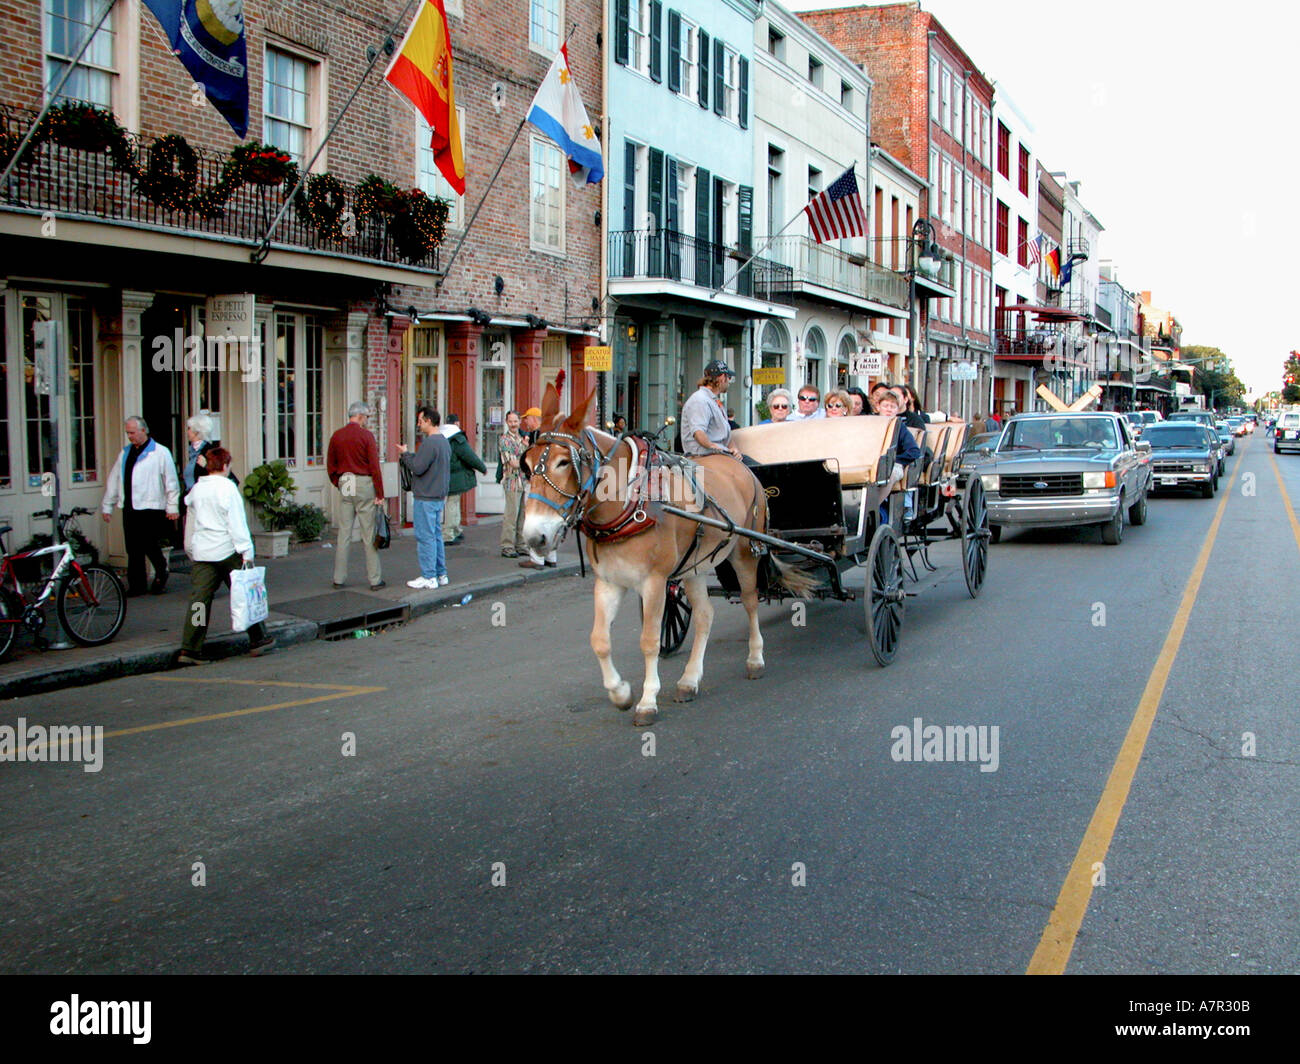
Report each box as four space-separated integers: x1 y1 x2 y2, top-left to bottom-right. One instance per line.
244 162 288 186
253 529 291 559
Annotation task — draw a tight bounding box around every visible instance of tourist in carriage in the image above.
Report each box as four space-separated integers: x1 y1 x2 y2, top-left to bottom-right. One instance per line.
825 389 852 416
792 385 825 420
897 384 929 431
847 386 869 415
760 388 794 424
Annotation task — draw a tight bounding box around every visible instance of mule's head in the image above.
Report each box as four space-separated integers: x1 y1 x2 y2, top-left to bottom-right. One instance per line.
521 385 596 555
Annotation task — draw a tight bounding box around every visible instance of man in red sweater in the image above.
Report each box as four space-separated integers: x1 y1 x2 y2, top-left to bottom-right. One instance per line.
327 401 386 590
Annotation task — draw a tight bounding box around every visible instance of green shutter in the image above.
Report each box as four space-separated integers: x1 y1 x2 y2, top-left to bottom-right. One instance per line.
698 30 710 109
694 166 711 284
649 1 662 84
615 0 629 66
667 10 681 94
713 39 725 116
739 56 749 129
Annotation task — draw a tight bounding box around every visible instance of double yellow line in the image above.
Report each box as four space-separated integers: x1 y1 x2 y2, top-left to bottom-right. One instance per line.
1026 444 1295 973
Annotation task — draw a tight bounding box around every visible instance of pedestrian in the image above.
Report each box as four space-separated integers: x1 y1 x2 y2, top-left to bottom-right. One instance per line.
611 412 628 434
792 385 825 420
726 407 740 430
178 447 274 664
441 413 488 545
180 413 221 494
517 406 559 570
970 412 988 436
101 415 180 597
986 411 1000 431
498 410 528 558
398 405 452 589
760 388 794 424
327 400 386 591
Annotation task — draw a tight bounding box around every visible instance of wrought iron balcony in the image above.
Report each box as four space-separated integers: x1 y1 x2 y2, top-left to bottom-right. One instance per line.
762 234 909 310
0 103 440 270
1068 237 1089 260
608 229 793 305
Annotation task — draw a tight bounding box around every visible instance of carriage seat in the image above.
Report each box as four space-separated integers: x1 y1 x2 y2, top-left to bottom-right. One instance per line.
731 416 900 487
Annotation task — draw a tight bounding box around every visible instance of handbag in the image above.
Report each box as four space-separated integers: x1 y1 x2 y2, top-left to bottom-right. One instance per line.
374 506 392 550
400 456 413 493
230 564 269 633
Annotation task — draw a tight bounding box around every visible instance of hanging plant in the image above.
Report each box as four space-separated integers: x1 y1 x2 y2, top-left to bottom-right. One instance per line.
135 133 199 210
293 172 350 240
388 188 449 262
231 141 298 187
355 174 404 219
40 101 128 154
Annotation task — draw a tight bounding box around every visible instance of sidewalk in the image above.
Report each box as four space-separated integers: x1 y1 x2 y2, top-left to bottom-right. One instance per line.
1 516 580 701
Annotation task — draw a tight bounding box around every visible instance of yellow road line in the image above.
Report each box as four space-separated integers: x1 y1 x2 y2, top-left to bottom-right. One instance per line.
13 681 385 756
1027 449 1241 975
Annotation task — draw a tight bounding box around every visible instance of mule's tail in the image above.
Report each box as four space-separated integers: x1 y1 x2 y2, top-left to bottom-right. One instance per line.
767 555 823 599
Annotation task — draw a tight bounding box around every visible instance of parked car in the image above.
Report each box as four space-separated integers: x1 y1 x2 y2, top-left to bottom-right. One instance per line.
1124 411 1147 437
1275 411 1300 454
1226 416 1248 437
1142 422 1220 498
1215 421 1236 456
954 431 1001 492
979 411 1152 545
1171 411 1226 473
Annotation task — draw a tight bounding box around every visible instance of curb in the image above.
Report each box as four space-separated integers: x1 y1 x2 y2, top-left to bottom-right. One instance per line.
0 562 581 701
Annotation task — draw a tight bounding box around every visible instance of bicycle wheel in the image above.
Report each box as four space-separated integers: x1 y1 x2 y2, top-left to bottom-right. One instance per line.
0 591 18 661
56 564 127 647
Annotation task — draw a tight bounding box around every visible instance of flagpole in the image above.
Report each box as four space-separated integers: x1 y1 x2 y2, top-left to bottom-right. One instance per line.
436 22 581 290
0 0 118 191
251 0 421 264
708 159 859 300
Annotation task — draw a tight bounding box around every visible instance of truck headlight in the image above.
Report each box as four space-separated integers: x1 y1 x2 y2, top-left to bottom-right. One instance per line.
1082 471 1117 489
980 474 999 492
1193 462 1210 473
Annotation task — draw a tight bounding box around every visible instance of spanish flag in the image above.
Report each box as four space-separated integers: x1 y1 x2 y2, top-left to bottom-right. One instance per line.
385 0 465 195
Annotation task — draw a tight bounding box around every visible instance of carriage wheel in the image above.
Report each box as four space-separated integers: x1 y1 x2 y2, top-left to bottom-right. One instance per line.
962 477 990 599
864 525 905 667
659 580 692 656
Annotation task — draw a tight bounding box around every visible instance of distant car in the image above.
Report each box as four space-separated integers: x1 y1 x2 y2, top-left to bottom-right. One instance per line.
979 411 1152 545
1275 412 1300 454
1124 411 1147 437
1215 421 1236 456
1226 417 1248 437
1143 423 1220 498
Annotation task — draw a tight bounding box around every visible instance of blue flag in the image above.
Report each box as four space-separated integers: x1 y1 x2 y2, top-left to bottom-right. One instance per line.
143 1 249 137
1060 256 1075 287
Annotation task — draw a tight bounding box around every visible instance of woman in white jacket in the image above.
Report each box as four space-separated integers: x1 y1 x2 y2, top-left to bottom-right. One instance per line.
178 447 273 664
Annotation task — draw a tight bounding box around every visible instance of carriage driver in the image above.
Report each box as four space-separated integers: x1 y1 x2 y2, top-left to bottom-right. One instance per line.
681 360 743 460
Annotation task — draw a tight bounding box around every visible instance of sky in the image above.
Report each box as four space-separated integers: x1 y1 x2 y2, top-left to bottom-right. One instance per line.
784 0 1291 397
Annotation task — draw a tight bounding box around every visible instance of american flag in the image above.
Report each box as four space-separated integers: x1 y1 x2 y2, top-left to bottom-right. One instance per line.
1026 233 1043 266
804 165 867 244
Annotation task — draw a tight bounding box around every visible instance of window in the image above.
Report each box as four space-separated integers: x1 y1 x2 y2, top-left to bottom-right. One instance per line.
768 27 785 60
419 107 466 228
721 44 739 121
264 46 315 165
996 121 1010 179
840 81 853 111
266 312 324 470
808 55 823 91
996 200 1009 256
672 14 697 97
929 57 939 120
1019 145 1031 196
0 312 9 490
766 145 783 239
65 296 96 483
44 0 116 109
804 328 825 389
807 165 822 205
940 66 951 131
529 0 561 54
530 136 564 253
627 0 648 73
1017 217 1029 267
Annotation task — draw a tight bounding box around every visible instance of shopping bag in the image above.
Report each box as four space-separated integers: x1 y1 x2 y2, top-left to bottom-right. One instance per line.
374 507 392 550
230 565 269 633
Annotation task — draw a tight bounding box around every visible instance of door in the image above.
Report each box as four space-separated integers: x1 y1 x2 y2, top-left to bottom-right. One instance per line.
262 311 329 514
476 360 507 513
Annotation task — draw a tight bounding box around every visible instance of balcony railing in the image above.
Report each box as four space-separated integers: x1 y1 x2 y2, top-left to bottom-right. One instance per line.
0 104 440 270
608 229 793 305
1068 237 1089 260
763 235 909 310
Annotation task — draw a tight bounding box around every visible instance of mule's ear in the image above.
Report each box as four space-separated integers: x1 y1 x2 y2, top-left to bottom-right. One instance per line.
539 382 561 429
563 388 596 433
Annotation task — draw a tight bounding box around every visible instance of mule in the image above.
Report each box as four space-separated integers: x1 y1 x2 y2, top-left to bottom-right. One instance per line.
522 384 814 726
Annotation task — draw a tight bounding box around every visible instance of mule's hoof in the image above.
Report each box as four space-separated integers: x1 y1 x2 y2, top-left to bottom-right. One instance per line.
632 708 658 727
746 664 765 680
674 685 697 703
609 683 633 710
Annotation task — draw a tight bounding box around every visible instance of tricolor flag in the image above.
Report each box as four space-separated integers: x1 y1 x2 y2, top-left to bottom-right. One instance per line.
385 0 465 195
1026 233 1042 266
1045 245 1061 279
804 165 867 243
142 1 249 137
527 45 604 186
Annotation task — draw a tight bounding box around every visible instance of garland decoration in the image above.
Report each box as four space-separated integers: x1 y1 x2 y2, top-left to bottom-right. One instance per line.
388 188 449 262
136 133 200 211
293 172 349 240
355 174 404 219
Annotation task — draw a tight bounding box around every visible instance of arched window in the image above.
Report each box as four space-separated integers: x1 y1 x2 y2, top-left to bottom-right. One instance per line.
837 333 857 390
804 326 825 389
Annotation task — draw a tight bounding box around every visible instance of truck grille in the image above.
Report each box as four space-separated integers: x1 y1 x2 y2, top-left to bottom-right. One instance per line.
1153 461 1199 474
998 473 1084 497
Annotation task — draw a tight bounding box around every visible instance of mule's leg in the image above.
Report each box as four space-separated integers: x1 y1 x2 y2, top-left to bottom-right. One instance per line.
674 574 714 702
735 551 766 680
632 578 667 726
591 578 634 710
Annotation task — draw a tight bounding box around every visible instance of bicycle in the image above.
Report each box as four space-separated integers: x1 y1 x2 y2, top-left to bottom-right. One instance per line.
0 507 127 661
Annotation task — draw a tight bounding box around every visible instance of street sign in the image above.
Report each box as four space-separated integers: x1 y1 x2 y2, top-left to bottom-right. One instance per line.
584 345 612 372
851 348 883 376
951 360 978 381
753 366 785 386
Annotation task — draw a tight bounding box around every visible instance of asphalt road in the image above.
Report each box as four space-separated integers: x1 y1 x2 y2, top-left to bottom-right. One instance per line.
2 431 1296 975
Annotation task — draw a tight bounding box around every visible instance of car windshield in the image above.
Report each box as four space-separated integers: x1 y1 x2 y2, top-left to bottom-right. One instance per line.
1000 418 1117 451
1143 426 1208 447
962 433 998 454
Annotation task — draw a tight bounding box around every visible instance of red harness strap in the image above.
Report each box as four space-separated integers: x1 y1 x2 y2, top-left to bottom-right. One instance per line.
581 436 659 544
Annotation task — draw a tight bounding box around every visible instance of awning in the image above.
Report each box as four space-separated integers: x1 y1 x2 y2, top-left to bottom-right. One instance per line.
997 303 1086 323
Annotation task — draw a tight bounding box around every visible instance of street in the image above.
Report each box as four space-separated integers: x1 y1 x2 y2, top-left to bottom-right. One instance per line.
2 433 1297 975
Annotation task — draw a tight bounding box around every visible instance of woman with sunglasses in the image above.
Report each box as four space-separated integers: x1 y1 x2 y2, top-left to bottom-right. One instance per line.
760 388 794 424
824 389 852 417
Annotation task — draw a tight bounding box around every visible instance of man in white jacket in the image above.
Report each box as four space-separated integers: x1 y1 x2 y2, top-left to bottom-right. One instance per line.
178 446 273 664
101 416 180 596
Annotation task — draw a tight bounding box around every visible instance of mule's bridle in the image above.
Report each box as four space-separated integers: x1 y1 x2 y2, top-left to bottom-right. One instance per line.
526 428 618 530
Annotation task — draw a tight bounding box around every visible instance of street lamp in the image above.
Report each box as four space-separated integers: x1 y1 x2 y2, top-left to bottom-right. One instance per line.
907 219 942 391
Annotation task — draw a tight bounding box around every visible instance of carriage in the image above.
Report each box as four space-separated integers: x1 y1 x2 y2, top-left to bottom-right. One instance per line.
654 413 990 666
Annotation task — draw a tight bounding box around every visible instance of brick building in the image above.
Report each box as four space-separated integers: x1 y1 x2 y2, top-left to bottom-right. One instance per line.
0 0 602 559
798 2 993 418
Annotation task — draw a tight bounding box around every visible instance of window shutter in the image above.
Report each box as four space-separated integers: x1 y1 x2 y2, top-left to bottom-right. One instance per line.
697 30 710 109
713 39 725 116
694 167 711 283
649 1 663 83
649 147 664 276
667 10 681 94
622 141 637 275
737 184 753 296
666 157 681 279
615 0 629 67
712 175 726 287
738 56 749 129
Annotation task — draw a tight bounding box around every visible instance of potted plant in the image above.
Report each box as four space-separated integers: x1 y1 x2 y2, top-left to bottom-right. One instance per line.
231 141 298 187
241 461 296 557
43 101 125 153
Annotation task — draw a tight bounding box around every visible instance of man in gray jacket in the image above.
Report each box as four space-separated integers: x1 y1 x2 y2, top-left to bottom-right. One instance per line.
397 405 452 589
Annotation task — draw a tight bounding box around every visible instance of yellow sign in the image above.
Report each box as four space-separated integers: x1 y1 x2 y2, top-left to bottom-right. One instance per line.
584 345 612 371
753 367 785 386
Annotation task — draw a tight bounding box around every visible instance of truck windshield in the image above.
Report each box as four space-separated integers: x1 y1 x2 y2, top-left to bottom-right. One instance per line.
1142 427 1206 447
1001 419 1117 450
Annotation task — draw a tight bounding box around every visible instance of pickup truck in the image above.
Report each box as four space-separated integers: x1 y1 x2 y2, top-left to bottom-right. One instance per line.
978 411 1153 545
